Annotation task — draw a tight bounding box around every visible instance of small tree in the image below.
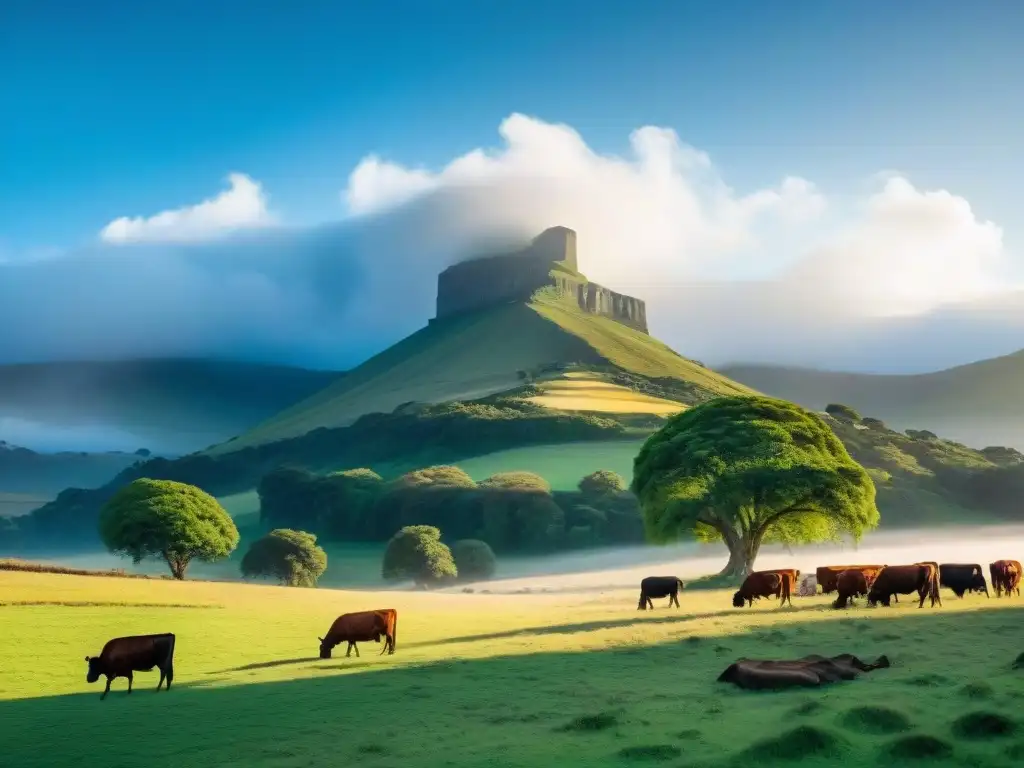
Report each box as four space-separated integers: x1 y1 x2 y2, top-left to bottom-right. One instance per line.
825 403 861 422
861 417 886 431
451 539 497 581
578 469 626 496
905 429 938 441
241 528 328 587
632 396 879 579
99 478 239 579
382 525 457 587
479 472 551 492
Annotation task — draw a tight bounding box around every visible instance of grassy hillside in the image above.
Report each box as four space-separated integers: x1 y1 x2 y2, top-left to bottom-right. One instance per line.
0 442 140 495
2 570 1023 767
213 291 753 454
455 441 644 490
525 371 685 415
719 350 1024 449
0 358 340 455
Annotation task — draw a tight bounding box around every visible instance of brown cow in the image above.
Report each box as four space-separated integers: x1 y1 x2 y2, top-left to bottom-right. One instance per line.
832 569 870 609
990 560 1022 598
867 564 940 608
718 653 890 690
85 633 175 700
732 570 792 608
939 563 989 598
815 565 885 595
318 609 398 659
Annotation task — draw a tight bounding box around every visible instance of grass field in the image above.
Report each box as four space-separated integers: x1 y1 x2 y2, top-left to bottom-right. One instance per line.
526 372 685 416
455 440 645 490
1 569 1022 767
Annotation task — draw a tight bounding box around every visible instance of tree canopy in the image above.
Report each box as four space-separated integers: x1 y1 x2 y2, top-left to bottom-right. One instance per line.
578 469 626 496
451 539 497 581
240 528 328 587
632 395 879 578
825 403 861 422
99 478 239 579
479 471 551 492
381 525 457 587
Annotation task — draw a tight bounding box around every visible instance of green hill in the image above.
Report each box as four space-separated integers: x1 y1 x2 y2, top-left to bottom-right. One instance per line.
719 349 1024 450
211 289 754 454
0 358 341 455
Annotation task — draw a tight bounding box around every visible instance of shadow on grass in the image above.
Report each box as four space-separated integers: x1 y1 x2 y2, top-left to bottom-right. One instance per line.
405 602 827 650
3 607 1023 768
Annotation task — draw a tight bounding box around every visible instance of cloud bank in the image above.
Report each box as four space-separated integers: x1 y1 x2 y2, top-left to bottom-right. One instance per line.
1 113 1021 375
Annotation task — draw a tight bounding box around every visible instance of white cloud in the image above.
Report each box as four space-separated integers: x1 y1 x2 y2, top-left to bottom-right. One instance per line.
0 113 1020 381
100 172 275 244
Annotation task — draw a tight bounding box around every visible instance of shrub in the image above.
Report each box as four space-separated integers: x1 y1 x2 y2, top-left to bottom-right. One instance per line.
825 403 861 422
861 417 886 431
905 428 938 440
479 471 551 492
98 478 239 579
382 525 457 587
578 469 626 496
451 539 497 581
240 528 328 587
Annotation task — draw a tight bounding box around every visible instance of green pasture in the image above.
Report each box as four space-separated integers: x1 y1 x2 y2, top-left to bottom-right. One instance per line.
454 440 645 490
1 570 1022 767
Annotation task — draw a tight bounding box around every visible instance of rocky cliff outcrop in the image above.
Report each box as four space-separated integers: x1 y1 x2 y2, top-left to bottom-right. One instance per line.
434 226 649 334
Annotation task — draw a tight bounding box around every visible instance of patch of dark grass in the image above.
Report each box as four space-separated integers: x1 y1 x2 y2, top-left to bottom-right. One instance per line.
875 632 901 641
902 673 951 687
356 744 387 755
1013 651 1024 669
558 712 619 732
684 635 702 645
713 645 731 654
951 711 1017 740
959 682 993 699
790 700 824 717
839 705 912 735
616 744 682 761
1005 742 1024 760
884 734 953 760
742 725 847 762
675 729 701 740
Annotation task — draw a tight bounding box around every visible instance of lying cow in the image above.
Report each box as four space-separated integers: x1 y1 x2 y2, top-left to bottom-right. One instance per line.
85 633 176 700
939 563 989 598
732 570 792 608
637 576 685 610
815 565 885 595
318 609 398 659
718 653 890 690
990 560 1022 598
832 569 870 609
867 564 940 608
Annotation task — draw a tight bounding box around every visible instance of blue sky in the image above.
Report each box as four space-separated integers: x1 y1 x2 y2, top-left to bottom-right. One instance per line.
3 0 1022 252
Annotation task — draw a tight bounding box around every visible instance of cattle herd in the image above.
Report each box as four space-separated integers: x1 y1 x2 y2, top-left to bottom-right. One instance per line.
82 560 1021 700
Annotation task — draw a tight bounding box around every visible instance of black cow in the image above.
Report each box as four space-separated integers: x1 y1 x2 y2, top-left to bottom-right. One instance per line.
637 576 685 610
939 563 989 598
85 633 176 700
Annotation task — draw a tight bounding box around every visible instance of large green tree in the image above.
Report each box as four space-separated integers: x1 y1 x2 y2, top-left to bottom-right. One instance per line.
382 525 457 587
631 396 879 578
99 478 240 579
240 528 328 587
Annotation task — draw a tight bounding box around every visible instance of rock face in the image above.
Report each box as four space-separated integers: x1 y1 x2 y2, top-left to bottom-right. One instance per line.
434 226 648 333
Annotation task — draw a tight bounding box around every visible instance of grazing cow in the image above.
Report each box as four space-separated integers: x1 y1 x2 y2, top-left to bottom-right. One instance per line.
318 609 398 659
637 576 685 610
732 570 792 608
718 653 890 690
815 565 885 595
867 564 941 608
832 569 870 609
938 563 989 598
990 560 1023 598
85 633 175 700
797 574 818 597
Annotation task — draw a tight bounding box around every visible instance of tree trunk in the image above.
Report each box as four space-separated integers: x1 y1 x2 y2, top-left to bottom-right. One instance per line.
164 555 189 580
717 531 762 580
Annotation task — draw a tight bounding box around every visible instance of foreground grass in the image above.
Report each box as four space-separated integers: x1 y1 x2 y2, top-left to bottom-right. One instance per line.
1 571 1023 767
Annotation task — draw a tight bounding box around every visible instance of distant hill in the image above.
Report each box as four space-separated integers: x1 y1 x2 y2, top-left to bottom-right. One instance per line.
719 349 1024 450
0 358 341 455
0 441 140 496
212 287 754 455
